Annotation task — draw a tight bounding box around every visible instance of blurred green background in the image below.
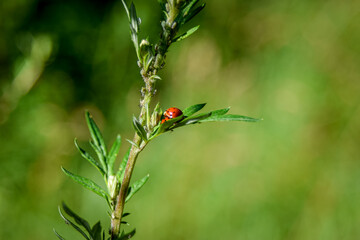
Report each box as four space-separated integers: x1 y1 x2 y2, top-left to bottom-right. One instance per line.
1 0 360 239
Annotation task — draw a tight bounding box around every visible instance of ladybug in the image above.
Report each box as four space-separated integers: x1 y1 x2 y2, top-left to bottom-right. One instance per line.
161 107 183 124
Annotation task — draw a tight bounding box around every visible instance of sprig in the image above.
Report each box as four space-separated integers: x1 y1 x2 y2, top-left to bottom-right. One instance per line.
57 1 260 239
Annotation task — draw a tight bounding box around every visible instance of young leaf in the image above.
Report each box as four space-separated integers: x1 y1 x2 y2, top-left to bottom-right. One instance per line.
126 139 140 149
159 115 184 131
89 140 107 170
107 135 121 174
182 0 200 17
118 228 136 240
53 229 66 240
182 103 206 117
132 116 148 142
173 25 200 42
175 112 211 127
129 2 140 33
58 206 90 240
199 114 261 123
209 107 230 116
62 202 92 235
117 147 131 183
61 167 109 200
121 0 130 21
184 3 206 24
125 174 150 202
91 221 102 240
74 139 105 177
85 111 107 162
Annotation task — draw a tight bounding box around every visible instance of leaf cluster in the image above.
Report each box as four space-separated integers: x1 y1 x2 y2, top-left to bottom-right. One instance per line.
57 112 149 239
149 103 261 140
55 203 134 240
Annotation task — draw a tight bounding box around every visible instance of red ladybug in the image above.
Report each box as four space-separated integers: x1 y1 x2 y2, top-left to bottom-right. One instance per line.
161 107 183 124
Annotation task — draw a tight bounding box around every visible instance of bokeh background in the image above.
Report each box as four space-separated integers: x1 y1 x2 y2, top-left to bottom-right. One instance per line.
1 0 360 239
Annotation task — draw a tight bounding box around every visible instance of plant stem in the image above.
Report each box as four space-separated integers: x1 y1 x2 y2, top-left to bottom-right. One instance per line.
110 5 179 236
111 76 152 239
111 133 145 239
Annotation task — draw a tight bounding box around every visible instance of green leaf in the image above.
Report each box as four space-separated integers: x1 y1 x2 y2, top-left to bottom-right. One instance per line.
184 3 205 24
85 111 107 164
209 107 230 116
129 2 140 33
121 0 130 20
53 229 66 240
182 103 206 116
107 135 121 175
132 116 148 142
61 167 109 200
117 147 131 183
160 115 184 130
199 114 261 123
126 174 150 202
182 0 200 16
89 140 107 170
74 139 105 176
91 221 102 240
62 202 92 236
58 206 90 240
118 229 136 240
175 112 211 126
173 25 200 42
126 139 140 149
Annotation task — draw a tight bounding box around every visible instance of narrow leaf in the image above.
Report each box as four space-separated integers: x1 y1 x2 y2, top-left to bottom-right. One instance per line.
125 174 150 202
126 139 140 149
90 140 107 170
91 221 102 240
62 202 92 235
182 0 200 16
85 111 107 161
210 107 230 116
176 112 211 126
75 139 105 176
121 0 130 20
199 114 261 123
184 4 205 24
118 229 136 240
129 2 140 33
58 206 90 240
117 147 131 183
159 115 184 131
182 103 206 116
61 167 109 200
53 229 66 240
107 135 121 174
173 25 200 42
132 116 148 142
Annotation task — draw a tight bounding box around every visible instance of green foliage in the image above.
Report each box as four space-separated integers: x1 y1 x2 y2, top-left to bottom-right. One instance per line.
117 229 136 240
126 174 150 202
74 139 106 177
61 167 109 201
132 116 148 142
117 148 131 183
55 203 106 240
107 135 122 175
60 112 149 239
150 103 260 139
57 0 258 239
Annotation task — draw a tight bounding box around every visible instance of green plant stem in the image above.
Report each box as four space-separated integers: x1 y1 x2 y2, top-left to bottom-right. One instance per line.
110 6 179 236
111 134 145 239
111 75 152 239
